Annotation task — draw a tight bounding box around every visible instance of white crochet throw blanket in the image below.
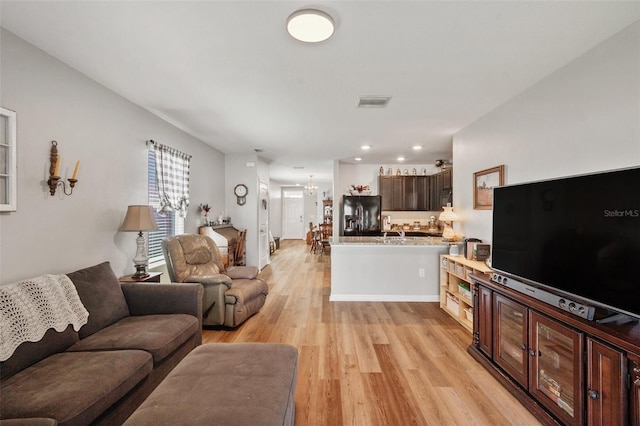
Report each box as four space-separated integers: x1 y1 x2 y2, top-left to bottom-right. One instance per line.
0 274 89 361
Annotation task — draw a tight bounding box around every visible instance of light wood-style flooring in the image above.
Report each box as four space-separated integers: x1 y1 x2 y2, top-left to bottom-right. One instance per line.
202 240 542 426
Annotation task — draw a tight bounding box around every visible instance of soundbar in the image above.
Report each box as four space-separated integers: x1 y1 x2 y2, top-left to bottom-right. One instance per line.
491 272 595 321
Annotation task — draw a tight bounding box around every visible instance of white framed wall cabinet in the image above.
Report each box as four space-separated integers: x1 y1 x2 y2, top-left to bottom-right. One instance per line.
0 107 17 211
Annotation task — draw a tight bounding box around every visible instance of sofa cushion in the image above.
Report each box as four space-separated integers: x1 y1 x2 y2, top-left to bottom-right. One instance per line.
0 325 79 380
0 350 152 426
66 262 130 339
66 314 199 364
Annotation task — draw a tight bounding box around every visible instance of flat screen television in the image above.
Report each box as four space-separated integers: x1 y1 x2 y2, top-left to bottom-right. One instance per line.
491 167 640 320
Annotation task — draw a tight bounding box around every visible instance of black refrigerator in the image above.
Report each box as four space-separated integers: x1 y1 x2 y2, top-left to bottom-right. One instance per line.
342 195 382 236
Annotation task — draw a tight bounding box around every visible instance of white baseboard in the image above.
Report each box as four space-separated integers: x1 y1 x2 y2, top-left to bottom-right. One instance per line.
328 294 440 302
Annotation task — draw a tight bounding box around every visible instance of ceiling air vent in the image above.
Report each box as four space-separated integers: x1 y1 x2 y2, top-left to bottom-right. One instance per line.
358 96 391 108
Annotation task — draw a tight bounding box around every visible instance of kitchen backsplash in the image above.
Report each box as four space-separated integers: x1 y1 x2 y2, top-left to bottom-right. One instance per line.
381 210 443 228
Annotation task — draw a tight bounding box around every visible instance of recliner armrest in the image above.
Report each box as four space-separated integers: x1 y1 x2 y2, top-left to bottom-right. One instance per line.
186 274 233 288
226 266 259 280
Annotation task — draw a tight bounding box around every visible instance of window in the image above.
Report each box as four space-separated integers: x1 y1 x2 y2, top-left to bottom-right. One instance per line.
0 108 17 212
148 150 184 266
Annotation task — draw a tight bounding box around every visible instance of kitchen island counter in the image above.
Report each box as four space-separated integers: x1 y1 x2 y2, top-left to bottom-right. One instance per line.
329 236 449 302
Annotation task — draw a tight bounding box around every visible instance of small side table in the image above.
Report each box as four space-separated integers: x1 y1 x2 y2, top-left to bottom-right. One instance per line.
119 272 162 283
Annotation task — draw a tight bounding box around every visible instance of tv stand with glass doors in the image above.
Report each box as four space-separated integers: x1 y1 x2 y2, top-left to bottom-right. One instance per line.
469 273 640 426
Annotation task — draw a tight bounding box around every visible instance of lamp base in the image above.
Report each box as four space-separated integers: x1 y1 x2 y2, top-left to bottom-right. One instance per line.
132 264 150 279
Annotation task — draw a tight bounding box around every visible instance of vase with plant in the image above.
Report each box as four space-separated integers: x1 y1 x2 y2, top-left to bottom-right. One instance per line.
199 203 211 226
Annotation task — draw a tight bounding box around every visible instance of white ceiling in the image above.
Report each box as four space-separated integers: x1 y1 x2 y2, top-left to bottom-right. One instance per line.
2 1 639 186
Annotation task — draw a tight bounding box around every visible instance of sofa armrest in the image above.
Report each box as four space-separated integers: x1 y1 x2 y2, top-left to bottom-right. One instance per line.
226 266 259 280
121 283 203 332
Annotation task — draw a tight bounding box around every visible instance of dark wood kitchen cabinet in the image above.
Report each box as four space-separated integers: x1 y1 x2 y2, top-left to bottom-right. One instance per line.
403 176 429 211
470 274 639 426
429 175 438 211
442 167 452 190
379 173 441 211
432 168 452 209
415 176 429 210
379 176 403 210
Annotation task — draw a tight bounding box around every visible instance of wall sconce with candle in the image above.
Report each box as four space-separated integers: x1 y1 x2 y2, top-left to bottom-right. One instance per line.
47 140 80 196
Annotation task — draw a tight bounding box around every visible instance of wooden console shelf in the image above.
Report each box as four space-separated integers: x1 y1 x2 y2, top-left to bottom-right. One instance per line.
439 255 492 332
469 273 640 426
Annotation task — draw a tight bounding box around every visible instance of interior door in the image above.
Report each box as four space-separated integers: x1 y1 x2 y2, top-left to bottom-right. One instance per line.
258 181 269 269
282 190 304 239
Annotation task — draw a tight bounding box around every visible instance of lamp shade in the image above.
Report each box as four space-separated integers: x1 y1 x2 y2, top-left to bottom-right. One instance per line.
438 206 458 222
119 205 159 232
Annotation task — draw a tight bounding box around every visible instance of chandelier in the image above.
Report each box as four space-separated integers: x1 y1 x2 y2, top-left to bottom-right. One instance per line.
304 175 317 196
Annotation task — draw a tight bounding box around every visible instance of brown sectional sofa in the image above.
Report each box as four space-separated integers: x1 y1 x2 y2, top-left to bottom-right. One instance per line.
0 262 203 426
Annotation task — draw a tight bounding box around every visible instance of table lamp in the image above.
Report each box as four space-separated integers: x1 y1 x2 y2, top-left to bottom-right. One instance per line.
119 205 159 278
439 205 458 240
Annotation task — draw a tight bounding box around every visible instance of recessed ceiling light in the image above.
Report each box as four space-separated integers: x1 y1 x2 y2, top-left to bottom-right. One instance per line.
354 157 362 161
397 156 405 162
412 145 422 150
287 9 335 43
361 145 371 150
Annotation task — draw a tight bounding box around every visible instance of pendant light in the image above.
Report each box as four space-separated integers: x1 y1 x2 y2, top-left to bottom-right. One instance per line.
305 175 318 196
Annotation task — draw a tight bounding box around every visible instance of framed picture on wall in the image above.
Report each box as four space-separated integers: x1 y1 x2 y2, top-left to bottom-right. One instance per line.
473 165 504 210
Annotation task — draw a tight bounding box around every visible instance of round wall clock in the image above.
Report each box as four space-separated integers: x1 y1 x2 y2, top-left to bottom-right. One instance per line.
234 183 248 206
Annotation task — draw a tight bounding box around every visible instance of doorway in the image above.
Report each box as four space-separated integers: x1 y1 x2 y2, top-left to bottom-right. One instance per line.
282 188 304 240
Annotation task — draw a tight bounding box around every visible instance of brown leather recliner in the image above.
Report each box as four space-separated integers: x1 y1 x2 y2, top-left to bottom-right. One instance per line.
162 234 268 327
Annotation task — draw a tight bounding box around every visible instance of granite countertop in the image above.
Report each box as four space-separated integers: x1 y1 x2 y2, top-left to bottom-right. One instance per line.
387 227 442 237
330 236 449 246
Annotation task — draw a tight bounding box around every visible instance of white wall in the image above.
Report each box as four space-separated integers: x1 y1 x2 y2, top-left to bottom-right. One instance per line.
453 22 640 243
224 154 258 265
268 181 283 239
224 153 273 266
0 29 226 284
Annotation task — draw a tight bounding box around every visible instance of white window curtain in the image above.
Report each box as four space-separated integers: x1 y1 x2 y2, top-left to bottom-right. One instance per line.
149 140 191 217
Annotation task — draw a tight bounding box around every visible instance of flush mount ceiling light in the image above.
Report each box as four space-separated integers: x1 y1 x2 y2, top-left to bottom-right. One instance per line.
287 9 335 43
